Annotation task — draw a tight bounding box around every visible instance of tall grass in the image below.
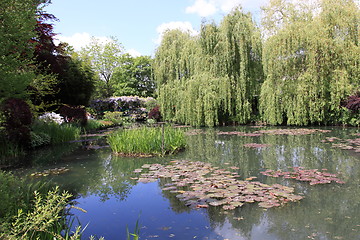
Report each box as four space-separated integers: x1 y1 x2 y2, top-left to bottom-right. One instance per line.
107 126 186 156
32 122 81 144
0 134 24 164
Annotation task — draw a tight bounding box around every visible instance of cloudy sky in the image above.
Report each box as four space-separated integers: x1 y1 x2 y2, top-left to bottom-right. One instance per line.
46 0 268 56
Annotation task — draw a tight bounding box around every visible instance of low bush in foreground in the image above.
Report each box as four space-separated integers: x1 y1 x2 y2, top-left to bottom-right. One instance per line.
107 126 186 156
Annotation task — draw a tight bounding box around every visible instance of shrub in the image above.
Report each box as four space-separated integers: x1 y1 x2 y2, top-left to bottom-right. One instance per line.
59 104 87 126
103 111 125 125
107 126 186 156
30 131 51 148
148 105 161 122
1 98 32 148
38 112 64 125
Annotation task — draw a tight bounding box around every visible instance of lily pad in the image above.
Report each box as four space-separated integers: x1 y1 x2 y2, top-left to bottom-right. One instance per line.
134 160 303 210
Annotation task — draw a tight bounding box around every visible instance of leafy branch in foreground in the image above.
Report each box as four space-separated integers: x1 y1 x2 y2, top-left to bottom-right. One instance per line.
1 187 81 240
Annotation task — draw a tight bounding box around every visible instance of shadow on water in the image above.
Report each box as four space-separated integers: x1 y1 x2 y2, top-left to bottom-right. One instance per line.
14 126 360 240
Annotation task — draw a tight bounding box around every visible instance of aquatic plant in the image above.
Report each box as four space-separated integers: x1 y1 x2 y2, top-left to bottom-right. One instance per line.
243 143 271 148
217 131 262 137
260 167 345 185
322 136 360 153
30 167 70 178
108 126 186 156
134 160 303 210
254 128 331 136
126 215 141 240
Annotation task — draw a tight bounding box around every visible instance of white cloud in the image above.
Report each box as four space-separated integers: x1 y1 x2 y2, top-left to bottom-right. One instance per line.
185 0 218 17
126 49 142 57
218 0 243 12
185 0 271 17
154 21 199 45
55 32 112 51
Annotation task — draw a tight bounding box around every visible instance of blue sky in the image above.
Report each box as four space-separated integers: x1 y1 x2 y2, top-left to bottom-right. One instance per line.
45 0 267 57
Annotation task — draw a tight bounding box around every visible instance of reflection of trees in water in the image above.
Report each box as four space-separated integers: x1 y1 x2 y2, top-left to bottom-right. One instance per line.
54 150 167 202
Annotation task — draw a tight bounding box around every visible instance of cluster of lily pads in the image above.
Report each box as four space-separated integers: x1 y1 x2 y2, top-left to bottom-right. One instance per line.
322 135 360 153
260 167 345 185
217 131 262 137
30 167 69 177
243 143 271 148
133 160 303 210
253 128 331 135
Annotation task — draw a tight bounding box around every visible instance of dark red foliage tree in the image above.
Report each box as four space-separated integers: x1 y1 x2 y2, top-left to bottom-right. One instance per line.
148 105 162 122
1 98 33 148
59 105 88 126
31 5 95 107
341 92 360 113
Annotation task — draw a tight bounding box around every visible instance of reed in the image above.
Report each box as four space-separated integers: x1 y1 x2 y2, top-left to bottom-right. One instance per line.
32 122 81 144
0 134 24 163
107 126 186 156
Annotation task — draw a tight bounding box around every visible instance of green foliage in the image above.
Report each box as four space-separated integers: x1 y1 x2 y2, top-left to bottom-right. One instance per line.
30 131 51 148
84 119 108 131
107 126 186 156
154 8 263 126
126 216 141 240
103 111 126 125
79 36 124 98
112 55 155 97
32 121 81 144
0 186 83 240
0 0 37 103
260 0 360 125
57 58 96 106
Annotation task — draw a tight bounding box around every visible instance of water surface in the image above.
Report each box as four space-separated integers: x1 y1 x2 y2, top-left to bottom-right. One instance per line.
19 126 360 240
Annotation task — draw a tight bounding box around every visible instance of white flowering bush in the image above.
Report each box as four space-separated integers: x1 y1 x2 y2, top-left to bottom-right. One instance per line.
38 112 64 125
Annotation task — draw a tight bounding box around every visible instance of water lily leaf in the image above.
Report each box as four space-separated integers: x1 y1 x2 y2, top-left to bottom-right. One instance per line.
223 204 236 210
141 164 152 168
162 186 177 191
230 201 244 207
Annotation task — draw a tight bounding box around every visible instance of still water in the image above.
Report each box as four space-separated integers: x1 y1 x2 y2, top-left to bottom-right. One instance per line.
19 126 360 240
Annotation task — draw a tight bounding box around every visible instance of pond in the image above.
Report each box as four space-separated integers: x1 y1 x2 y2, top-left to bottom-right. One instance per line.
16 126 360 240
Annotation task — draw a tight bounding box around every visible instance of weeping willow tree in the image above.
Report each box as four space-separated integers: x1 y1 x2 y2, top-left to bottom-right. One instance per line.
154 8 263 126
260 0 360 125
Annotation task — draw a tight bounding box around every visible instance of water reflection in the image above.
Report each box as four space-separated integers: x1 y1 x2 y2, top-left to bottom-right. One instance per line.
19 126 360 239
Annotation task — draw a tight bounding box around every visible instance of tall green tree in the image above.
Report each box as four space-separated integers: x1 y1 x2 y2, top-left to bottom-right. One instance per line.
260 0 360 125
154 8 263 126
112 55 155 97
79 37 124 98
0 0 38 103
